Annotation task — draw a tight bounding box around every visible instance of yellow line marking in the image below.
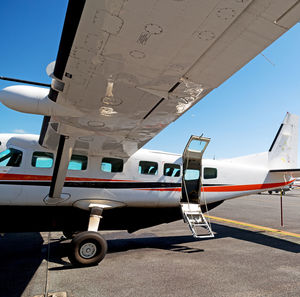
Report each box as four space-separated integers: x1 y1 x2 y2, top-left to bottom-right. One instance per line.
205 215 300 239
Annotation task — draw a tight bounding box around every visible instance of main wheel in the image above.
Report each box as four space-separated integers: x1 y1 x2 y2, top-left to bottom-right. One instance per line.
268 191 273 194
68 231 107 267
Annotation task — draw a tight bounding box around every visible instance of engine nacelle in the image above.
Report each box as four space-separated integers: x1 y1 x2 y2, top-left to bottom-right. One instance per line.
0 85 82 117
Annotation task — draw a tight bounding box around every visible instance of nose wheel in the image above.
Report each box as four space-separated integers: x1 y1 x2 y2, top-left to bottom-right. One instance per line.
68 231 107 266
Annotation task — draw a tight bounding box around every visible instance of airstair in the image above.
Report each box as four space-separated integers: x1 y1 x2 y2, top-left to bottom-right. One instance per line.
181 203 214 239
180 135 214 239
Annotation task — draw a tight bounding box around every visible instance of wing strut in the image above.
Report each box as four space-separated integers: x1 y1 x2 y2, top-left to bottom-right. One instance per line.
44 134 75 204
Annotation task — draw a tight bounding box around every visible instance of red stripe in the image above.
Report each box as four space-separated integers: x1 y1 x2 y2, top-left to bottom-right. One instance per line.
135 180 295 192
201 180 294 192
0 173 136 182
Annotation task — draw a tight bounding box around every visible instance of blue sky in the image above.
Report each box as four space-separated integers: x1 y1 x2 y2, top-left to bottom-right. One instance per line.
0 2 300 161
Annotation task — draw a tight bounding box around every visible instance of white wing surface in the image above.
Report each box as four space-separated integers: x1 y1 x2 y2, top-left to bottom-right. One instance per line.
40 0 300 157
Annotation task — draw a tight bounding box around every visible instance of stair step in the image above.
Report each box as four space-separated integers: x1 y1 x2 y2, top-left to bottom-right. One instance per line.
181 203 214 239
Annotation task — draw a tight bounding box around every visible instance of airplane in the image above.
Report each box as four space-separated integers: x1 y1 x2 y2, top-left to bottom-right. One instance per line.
1 0 300 267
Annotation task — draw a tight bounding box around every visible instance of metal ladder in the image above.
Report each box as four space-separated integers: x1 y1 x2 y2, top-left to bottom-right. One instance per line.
181 203 214 239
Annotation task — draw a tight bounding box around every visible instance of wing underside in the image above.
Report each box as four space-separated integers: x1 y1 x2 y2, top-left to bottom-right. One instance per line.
39 0 300 158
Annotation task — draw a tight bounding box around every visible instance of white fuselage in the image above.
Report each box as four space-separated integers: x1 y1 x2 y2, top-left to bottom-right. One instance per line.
0 134 293 209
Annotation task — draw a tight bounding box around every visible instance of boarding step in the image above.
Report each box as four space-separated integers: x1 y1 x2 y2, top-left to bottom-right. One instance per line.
181 203 214 239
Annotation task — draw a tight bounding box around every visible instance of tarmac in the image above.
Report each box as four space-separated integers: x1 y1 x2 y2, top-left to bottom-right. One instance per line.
0 190 299 297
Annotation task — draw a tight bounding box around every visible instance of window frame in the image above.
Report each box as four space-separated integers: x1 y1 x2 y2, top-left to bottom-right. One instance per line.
203 167 217 179
184 168 200 181
163 163 181 177
68 154 88 171
31 151 54 169
100 157 124 173
138 160 158 175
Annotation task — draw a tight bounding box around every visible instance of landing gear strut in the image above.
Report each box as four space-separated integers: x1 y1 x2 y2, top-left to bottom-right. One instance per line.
68 206 107 266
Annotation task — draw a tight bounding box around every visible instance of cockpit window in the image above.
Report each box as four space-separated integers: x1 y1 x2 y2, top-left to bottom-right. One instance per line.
0 148 23 167
164 163 181 177
139 161 158 175
32 152 54 168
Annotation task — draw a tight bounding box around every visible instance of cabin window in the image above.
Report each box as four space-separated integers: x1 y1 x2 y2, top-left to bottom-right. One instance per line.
68 155 88 170
164 163 181 177
32 152 54 168
184 169 200 181
204 167 217 179
0 148 22 167
101 158 123 173
139 161 158 175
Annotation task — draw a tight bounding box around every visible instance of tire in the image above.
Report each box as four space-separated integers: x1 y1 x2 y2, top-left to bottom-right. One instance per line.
68 231 107 267
268 191 272 195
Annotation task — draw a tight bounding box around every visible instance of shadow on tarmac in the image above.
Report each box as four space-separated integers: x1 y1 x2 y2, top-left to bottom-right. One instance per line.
212 223 300 253
0 232 44 297
49 222 299 272
104 223 299 255
0 223 299 295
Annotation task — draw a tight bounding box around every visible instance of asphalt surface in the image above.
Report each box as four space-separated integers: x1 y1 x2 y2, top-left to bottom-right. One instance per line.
0 190 299 297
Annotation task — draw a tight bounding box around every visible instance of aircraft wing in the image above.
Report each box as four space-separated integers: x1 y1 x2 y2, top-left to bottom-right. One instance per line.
39 0 300 158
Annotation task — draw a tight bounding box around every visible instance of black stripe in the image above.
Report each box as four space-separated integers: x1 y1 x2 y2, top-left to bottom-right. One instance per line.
0 181 181 189
49 135 66 197
269 123 283 152
0 181 230 188
53 0 86 80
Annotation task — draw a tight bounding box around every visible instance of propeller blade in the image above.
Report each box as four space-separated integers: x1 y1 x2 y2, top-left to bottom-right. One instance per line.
0 76 51 87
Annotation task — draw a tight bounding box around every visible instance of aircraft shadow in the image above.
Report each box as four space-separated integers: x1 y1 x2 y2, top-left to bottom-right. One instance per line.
107 235 204 254
49 222 299 271
104 223 299 255
0 224 298 291
211 223 300 253
0 232 44 297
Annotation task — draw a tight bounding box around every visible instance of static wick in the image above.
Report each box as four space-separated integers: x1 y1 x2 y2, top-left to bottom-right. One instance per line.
260 53 275 66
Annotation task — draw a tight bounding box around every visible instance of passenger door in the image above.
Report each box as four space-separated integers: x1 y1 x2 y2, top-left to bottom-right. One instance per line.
181 136 210 204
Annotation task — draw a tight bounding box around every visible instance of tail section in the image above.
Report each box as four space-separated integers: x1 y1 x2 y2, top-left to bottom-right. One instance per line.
268 112 299 169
